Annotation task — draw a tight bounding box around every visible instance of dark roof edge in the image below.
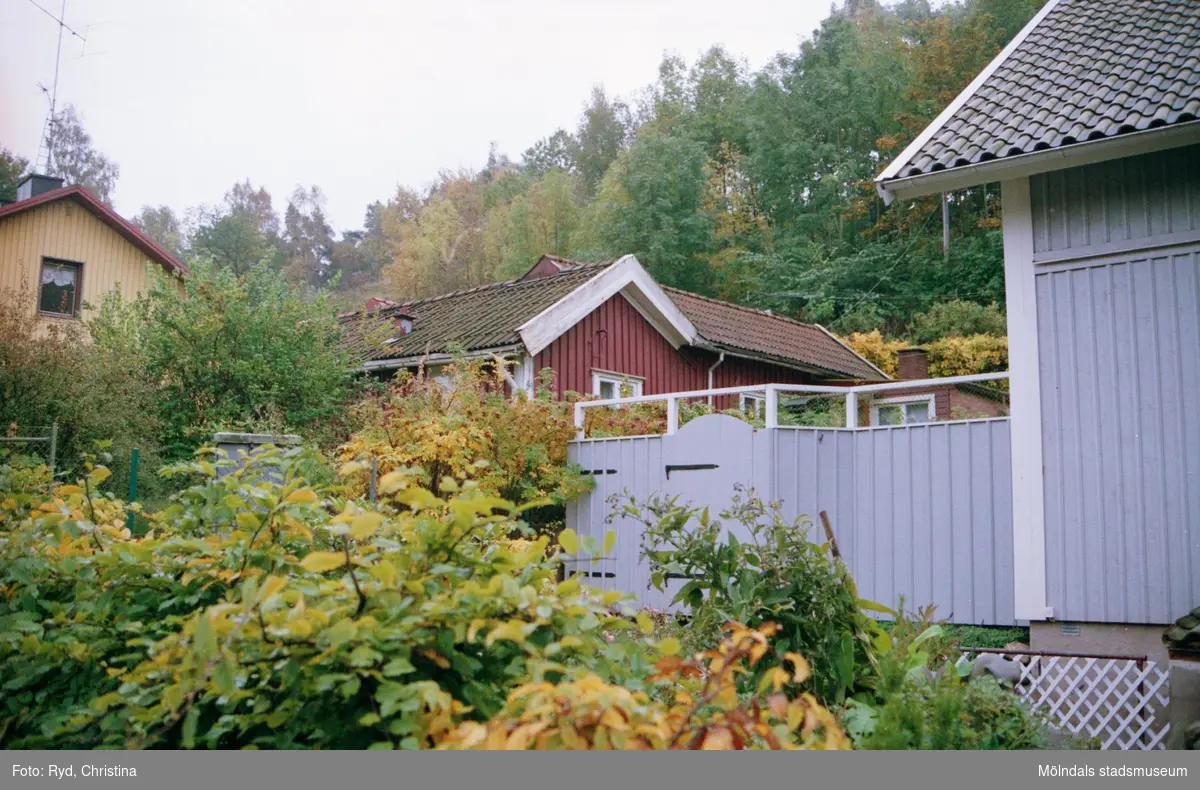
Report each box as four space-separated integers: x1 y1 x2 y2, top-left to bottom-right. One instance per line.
699 340 881 382
874 0 1065 199
812 322 891 380
880 120 1200 202
0 185 190 276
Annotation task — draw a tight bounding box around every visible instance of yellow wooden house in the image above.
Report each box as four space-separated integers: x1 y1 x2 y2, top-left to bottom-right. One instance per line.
0 174 188 326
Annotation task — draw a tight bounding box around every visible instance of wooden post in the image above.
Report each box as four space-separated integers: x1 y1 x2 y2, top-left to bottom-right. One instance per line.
47 423 58 477
126 447 139 532
666 396 679 435
845 391 859 429
574 402 585 440
819 510 841 560
765 386 779 429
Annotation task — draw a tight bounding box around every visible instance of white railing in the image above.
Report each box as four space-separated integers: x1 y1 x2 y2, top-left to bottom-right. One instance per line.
572 372 1010 439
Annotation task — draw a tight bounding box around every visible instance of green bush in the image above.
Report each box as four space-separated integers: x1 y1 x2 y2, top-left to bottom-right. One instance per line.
92 260 353 460
619 487 880 705
909 299 1007 345
0 452 851 750
0 283 163 497
844 607 1048 750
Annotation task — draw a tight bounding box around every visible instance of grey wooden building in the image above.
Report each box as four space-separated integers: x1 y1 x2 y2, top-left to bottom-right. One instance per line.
876 0 1200 654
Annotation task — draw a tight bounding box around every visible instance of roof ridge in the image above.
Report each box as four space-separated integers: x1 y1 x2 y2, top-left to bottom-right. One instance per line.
342 262 613 319
407 264 607 307
0 184 190 275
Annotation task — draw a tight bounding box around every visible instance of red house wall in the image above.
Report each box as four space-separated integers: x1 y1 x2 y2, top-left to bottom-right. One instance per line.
533 293 815 403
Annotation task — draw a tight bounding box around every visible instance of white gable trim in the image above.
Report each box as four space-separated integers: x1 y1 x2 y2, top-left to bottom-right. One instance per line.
517 254 697 357
875 0 1064 202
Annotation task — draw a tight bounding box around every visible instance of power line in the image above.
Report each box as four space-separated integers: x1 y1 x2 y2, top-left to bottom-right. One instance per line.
756 291 1002 302
24 0 85 41
828 204 942 328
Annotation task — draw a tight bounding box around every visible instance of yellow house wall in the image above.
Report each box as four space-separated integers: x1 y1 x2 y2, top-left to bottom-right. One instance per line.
0 199 176 324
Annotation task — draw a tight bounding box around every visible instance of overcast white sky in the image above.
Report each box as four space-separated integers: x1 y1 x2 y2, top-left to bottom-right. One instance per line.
1 0 834 231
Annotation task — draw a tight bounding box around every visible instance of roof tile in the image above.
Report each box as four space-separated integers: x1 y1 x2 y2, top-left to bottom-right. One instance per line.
342 261 883 380
889 0 1200 180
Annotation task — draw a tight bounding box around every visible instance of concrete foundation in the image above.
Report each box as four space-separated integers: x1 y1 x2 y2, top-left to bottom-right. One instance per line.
1030 621 1170 662
1166 659 1200 749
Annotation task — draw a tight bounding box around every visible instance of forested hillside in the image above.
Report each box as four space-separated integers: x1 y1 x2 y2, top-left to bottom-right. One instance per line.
1 0 1043 337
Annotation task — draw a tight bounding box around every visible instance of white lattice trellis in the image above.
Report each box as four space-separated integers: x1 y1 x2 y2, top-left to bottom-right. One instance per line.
958 651 1170 750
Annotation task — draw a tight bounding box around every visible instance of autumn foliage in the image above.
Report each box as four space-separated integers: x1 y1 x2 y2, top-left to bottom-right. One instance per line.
0 450 846 750
338 362 591 508
443 623 848 750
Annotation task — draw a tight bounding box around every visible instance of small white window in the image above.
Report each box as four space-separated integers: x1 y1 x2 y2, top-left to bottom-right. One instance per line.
739 392 765 418
870 394 935 426
592 370 643 399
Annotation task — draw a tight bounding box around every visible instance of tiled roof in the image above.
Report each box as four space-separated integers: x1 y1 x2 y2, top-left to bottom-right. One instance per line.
887 0 1200 181
664 288 884 380
344 260 884 380
342 265 606 364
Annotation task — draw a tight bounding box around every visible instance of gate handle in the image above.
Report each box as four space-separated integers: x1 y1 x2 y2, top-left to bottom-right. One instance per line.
665 463 719 480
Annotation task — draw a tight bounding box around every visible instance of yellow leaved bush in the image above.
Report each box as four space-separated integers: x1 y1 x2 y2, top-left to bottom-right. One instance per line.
439 622 850 751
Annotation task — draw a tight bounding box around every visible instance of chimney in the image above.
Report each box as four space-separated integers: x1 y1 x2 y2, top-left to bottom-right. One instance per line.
364 297 397 312
897 347 929 381
16 174 65 202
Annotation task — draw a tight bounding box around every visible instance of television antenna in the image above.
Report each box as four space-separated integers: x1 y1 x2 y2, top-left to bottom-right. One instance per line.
28 0 88 174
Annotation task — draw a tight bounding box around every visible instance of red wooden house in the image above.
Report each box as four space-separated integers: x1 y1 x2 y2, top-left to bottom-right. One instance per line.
342 254 886 406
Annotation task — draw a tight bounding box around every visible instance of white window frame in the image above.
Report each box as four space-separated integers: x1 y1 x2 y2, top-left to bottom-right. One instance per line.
739 391 765 418
869 393 936 426
591 370 643 399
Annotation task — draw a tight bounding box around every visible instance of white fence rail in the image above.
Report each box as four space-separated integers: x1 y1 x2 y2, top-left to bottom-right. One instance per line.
572 373 1010 438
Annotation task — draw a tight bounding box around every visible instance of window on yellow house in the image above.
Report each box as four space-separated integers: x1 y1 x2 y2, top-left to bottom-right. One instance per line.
38 258 82 317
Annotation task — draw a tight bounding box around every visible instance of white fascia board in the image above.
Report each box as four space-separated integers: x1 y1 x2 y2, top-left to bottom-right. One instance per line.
880 121 1200 203
874 0 1064 197
1002 177 1053 622
518 255 698 357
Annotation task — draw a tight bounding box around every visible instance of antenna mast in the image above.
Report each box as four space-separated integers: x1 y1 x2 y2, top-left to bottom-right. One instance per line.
32 0 86 174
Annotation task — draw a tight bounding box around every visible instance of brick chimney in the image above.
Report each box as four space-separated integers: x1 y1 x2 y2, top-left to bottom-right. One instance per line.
897 348 929 381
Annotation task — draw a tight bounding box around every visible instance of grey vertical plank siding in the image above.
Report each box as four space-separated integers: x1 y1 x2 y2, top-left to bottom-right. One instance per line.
1036 249 1200 624
928 426 954 618
1032 144 1200 258
567 419 1016 625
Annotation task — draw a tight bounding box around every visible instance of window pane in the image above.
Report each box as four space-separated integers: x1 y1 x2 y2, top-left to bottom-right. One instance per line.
877 405 903 425
39 262 78 315
905 402 931 423
598 380 615 399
